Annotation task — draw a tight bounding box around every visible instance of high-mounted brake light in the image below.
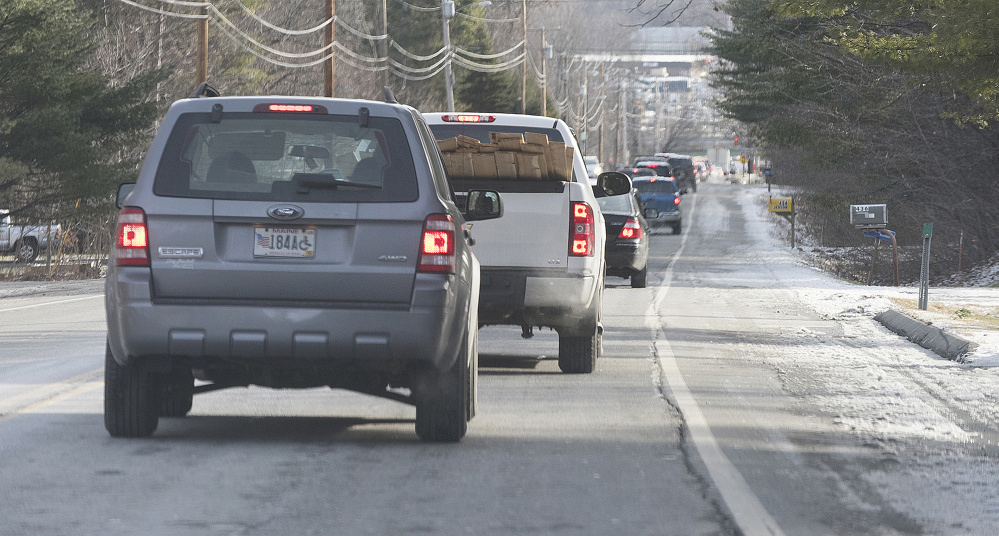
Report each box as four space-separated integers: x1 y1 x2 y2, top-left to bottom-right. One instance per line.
253 103 328 114
618 217 643 241
115 207 150 267
569 202 594 257
440 114 496 123
418 214 457 273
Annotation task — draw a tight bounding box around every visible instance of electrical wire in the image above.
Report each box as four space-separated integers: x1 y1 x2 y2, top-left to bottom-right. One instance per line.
117 0 207 19
390 41 447 62
454 12 520 24
453 40 524 61
392 0 440 13
117 0 551 86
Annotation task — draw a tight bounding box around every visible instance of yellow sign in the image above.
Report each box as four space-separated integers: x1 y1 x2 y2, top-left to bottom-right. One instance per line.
769 197 792 213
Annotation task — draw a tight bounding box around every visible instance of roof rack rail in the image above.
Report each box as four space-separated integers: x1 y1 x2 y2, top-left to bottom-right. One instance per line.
190 82 220 99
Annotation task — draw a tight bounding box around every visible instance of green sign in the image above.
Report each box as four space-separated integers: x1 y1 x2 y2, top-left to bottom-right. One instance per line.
923 222 933 239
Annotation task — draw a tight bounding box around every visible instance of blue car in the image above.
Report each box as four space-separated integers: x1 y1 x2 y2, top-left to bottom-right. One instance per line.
632 177 682 234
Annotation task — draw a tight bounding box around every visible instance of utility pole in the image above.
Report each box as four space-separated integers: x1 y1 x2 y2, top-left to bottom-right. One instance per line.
324 0 335 97
442 0 455 112
196 5 208 86
599 63 605 164
620 79 627 165
381 0 389 89
541 27 548 117
521 0 527 112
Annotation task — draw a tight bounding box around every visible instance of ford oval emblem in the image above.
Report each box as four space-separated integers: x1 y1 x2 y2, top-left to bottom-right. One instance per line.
267 204 304 221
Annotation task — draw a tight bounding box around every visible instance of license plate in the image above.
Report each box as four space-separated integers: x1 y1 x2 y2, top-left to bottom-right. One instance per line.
253 227 316 258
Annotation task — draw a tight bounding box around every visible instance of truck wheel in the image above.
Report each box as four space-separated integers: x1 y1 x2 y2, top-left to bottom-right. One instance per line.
558 333 598 373
415 332 470 442
672 223 682 235
159 367 194 417
631 265 648 288
104 342 159 437
14 238 38 263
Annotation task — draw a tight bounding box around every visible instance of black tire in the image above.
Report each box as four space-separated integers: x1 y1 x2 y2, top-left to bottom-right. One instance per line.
415 333 470 442
14 238 38 263
672 223 682 235
558 333 598 373
104 342 159 437
159 367 194 417
631 265 648 288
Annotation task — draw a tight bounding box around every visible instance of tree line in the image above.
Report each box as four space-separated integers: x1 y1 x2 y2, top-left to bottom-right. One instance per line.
0 0 543 268
709 0 999 283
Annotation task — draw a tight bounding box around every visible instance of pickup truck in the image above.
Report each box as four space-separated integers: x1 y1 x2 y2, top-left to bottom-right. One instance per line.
424 113 606 373
0 210 60 262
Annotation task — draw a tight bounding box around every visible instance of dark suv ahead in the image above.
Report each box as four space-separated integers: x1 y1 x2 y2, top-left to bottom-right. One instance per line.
655 153 696 193
105 89 500 442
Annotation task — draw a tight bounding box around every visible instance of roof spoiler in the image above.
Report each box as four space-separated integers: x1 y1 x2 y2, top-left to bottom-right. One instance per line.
384 86 398 104
191 82 221 99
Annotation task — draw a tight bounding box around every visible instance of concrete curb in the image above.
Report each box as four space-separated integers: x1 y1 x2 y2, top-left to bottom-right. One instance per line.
874 309 978 362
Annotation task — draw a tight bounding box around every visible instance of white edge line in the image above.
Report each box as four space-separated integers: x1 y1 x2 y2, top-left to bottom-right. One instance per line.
0 294 103 314
646 190 787 536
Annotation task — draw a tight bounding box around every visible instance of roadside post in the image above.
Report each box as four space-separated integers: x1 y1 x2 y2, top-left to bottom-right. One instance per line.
919 222 933 310
768 197 795 247
850 204 897 286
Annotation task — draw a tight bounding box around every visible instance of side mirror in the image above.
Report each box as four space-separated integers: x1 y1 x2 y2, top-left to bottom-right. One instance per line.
644 207 659 219
596 171 633 197
464 190 502 221
116 183 136 209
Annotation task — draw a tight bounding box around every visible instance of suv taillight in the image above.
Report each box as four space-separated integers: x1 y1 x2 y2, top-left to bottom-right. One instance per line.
618 217 643 241
115 207 149 267
418 214 456 273
570 202 594 257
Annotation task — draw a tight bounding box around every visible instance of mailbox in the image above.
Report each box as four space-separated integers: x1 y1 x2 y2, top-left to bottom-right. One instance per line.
850 204 887 228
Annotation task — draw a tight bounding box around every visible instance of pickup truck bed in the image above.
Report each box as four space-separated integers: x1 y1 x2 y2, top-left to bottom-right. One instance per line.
425 113 606 373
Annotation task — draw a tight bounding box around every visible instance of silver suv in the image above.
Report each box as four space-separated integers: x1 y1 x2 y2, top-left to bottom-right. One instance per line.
104 89 500 442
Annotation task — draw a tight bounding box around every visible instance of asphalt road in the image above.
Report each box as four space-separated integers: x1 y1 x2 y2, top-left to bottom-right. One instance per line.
1 180 992 535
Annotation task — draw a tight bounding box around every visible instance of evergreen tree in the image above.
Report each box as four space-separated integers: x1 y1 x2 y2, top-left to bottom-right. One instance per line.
709 0 999 278
0 0 163 223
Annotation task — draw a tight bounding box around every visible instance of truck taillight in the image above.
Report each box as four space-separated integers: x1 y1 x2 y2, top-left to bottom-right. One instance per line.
569 202 594 257
115 207 149 267
440 114 496 123
418 214 456 273
618 217 643 241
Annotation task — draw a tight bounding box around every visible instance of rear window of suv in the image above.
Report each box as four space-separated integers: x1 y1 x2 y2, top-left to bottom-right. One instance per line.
153 112 418 203
633 179 678 194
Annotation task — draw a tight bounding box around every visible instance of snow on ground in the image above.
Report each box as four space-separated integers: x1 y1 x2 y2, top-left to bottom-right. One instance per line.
734 183 999 535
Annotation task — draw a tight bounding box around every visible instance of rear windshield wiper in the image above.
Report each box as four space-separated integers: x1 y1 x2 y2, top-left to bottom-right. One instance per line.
292 173 382 193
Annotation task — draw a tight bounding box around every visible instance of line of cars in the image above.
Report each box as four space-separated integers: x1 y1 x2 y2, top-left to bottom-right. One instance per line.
103 85 679 443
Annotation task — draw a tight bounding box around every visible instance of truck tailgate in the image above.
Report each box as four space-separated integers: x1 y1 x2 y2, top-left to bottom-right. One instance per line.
463 189 569 269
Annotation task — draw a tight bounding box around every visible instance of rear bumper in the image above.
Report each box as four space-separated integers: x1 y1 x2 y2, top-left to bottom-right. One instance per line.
105 268 466 371
478 267 596 328
648 210 681 225
605 242 647 274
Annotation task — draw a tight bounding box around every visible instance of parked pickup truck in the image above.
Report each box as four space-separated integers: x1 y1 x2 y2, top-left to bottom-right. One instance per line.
425 113 607 373
0 210 60 262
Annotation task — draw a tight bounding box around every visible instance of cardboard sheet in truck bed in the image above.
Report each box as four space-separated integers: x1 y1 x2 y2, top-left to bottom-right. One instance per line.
436 132 573 182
